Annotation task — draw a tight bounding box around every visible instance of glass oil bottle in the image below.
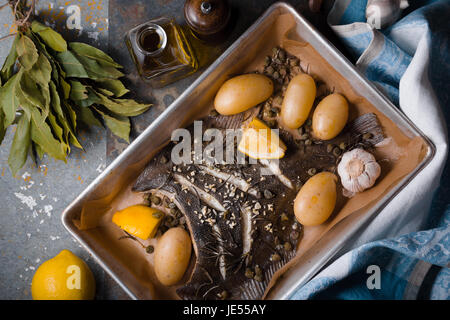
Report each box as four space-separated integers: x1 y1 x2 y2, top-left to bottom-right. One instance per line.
125 17 199 87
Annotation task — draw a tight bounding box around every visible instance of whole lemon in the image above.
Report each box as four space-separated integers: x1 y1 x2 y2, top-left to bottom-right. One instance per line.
31 249 95 300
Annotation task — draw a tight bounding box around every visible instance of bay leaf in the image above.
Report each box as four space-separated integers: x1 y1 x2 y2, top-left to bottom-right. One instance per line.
97 92 151 117
96 88 114 97
75 88 101 108
49 81 71 152
30 32 61 84
62 101 83 149
69 80 88 100
19 72 47 116
69 42 122 68
16 34 38 71
60 77 71 99
75 106 102 127
0 110 5 145
29 54 52 86
56 51 89 78
8 113 31 176
95 79 129 97
31 21 68 52
73 53 124 80
47 109 68 153
35 142 44 161
28 54 52 119
0 72 21 128
94 107 130 142
28 106 67 161
0 34 19 83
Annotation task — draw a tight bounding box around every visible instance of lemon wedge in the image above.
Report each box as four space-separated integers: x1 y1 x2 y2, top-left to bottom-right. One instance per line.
238 118 286 159
112 205 164 240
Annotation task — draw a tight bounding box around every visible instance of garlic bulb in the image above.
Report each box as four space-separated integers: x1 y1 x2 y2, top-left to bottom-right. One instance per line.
337 148 381 193
366 0 409 29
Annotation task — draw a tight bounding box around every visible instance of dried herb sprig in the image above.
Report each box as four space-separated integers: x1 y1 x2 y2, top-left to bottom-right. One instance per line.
0 0 151 175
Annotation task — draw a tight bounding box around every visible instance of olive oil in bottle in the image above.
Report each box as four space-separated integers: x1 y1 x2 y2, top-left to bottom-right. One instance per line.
125 17 198 87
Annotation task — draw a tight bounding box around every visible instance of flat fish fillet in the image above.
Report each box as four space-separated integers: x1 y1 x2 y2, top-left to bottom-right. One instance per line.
132 112 383 300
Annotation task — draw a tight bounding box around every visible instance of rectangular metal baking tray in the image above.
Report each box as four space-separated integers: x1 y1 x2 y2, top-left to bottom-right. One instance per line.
61 2 435 300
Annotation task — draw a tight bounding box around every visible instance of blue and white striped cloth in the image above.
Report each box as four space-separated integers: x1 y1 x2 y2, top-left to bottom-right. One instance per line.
289 0 450 300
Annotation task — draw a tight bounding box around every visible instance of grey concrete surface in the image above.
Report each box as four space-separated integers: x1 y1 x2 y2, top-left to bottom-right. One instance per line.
0 0 129 300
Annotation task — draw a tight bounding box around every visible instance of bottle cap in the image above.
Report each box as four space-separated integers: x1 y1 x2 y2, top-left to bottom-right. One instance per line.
184 0 230 39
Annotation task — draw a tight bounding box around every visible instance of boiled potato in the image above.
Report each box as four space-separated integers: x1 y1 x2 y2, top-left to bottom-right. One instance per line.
294 172 337 226
312 93 349 140
281 73 316 129
214 74 274 115
154 227 192 286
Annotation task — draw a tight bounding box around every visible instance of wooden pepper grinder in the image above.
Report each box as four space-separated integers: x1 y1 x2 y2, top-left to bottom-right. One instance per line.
184 0 231 41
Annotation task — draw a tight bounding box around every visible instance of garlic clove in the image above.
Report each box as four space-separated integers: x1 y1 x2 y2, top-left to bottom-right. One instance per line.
337 148 381 193
366 0 409 29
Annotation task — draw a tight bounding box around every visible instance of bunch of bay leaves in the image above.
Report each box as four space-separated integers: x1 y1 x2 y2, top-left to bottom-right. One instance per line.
0 21 151 175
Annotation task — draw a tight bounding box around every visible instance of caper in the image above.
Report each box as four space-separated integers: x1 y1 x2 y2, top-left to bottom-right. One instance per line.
307 168 317 176
274 236 280 245
279 68 287 77
264 189 275 199
254 265 262 276
284 242 292 251
209 109 219 116
273 96 283 105
339 142 347 150
290 58 299 66
150 195 161 205
218 290 229 300
270 107 280 114
245 268 254 279
333 147 342 157
272 47 279 58
278 50 286 61
273 71 280 79
327 144 334 153
163 198 171 208
266 110 276 118
363 132 373 140
271 253 281 262
299 133 309 140
169 208 178 215
254 274 263 282
305 139 312 146
266 66 274 75
264 56 271 67
168 202 176 209
290 230 300 240
160 155 168 164
146 245 154 254
170 218 179 227
280 212 289 222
